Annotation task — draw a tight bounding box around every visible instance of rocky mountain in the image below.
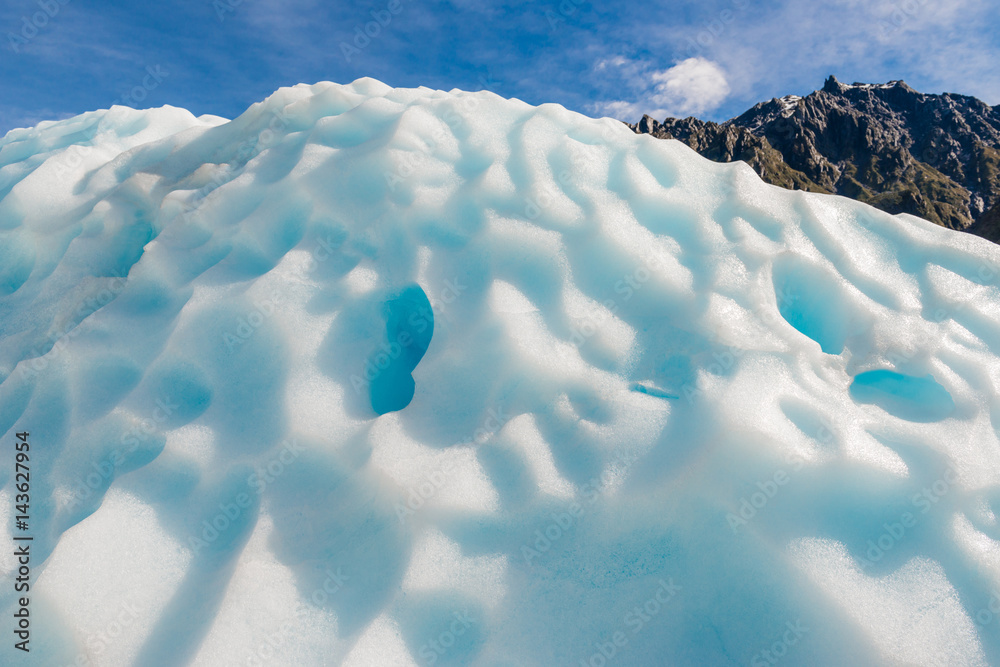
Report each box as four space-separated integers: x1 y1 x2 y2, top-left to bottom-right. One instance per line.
630 76 1000 241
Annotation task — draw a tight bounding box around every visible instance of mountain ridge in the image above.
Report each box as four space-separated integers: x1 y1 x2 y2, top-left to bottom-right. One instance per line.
630 75 1000 241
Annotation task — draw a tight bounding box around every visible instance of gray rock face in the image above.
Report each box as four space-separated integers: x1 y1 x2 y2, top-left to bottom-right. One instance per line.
631 76 1000 241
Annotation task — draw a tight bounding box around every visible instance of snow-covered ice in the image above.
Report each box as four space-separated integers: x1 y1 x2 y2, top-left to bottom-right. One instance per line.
1 78 1000 666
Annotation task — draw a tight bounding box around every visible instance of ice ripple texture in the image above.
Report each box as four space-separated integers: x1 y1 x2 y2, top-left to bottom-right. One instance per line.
1 78 1000 666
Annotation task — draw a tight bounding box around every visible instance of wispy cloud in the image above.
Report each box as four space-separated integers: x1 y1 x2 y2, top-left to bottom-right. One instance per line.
1 0 999 134
700 0 1000 111
581 0 1000 121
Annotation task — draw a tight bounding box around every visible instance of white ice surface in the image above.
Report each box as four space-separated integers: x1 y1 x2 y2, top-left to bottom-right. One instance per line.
1 79 1000 666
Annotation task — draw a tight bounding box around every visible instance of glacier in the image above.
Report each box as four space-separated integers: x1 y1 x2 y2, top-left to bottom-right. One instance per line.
1 77 1000 666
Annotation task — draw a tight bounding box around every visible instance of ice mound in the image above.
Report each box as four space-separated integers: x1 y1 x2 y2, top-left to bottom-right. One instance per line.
2 78 1000 666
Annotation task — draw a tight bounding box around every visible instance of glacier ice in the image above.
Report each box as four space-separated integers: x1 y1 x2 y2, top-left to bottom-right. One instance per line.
1 78 1000 666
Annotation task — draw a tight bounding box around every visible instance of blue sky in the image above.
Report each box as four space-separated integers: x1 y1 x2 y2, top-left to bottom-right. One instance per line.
2 0 1000 134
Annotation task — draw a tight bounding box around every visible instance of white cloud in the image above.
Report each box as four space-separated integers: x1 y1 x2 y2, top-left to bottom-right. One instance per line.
651 58 731 115
590 57 730 121
594 55 628 71
591 0 1000 120
592 100 646 121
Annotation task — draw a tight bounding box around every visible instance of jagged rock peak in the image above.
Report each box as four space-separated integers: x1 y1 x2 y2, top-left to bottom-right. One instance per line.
635 114 661 135
823 75 849 94
823 75 916 95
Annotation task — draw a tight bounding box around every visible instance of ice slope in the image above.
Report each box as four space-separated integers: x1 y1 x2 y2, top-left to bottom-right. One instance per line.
1 78 1000 666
